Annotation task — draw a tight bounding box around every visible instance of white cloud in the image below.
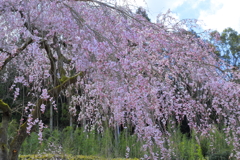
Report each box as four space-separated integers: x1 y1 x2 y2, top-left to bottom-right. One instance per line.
135 0 187 23
117 0 147 8
125 0 240 33
198 0 240 32
141 0 205 23
191 0 206 9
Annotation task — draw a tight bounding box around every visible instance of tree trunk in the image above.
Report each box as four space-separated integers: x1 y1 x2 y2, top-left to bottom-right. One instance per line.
0 112 10 160
0 100 11 160
6 72 85 160
8 123 29 160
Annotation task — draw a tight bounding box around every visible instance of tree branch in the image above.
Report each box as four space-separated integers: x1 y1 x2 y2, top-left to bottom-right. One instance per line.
0 100 11 115
0 38 33 71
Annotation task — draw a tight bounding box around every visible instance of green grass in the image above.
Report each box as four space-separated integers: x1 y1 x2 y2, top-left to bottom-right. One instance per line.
5 122 234 159
167 125 235 160
19 154 139 160
20 126 143 159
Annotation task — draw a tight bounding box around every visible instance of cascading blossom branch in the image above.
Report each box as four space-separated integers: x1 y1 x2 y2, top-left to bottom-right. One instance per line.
0 0 240 159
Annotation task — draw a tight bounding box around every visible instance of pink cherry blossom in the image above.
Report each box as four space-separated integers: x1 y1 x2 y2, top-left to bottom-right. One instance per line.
40 104 46 113
40 89 50 100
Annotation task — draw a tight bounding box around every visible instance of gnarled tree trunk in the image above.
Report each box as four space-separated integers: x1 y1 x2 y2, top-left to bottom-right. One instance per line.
0 100 11 160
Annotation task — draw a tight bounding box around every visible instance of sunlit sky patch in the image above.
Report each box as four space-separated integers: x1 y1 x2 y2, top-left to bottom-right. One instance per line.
128 0 240 33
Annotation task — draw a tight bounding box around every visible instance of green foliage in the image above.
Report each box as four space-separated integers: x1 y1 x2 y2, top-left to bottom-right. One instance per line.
209 151 231 160
21 132 40 155
71 127 101 156
169 128 205 160
7 119 19 143
118 128 143 158
199 134 210 158
167 124 235 160
211 27 240 67
18 124 235 159
207 127 234 160
19 154 139 160
220 28 240 67
19 126 142 159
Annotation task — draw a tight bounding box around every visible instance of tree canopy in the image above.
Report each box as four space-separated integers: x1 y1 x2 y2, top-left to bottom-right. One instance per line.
0 0 240 159
211 27 240 68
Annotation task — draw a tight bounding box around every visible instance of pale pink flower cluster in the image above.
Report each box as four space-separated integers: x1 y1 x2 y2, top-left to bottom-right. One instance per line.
25 102 36 113
2 72 8 82
40 104 46 113
0 52 8 68
26 114 34 134
125 146 130 158
43 70 50 78
40 89 50 100
14 87 19 101
29 75 34 83
12 76 29 86
38 120 45 142
69 106 77 116
26 117 45 142
50 97 57 111
14 76 25 83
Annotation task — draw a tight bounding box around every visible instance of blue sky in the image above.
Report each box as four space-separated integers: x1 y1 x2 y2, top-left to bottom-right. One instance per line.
127 0 240 33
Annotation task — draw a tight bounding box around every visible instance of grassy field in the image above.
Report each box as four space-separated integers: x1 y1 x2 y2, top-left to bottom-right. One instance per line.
4 120 233 159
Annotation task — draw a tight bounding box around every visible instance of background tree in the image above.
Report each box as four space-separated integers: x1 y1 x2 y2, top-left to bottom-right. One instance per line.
0 0 239 160
210 28 240 68
136 7 151 22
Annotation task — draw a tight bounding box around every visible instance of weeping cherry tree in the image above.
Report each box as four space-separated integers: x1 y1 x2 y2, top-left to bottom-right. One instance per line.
0 0 240 159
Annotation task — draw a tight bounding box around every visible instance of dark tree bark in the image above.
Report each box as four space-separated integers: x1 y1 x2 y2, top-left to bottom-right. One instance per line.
0 100 11 160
